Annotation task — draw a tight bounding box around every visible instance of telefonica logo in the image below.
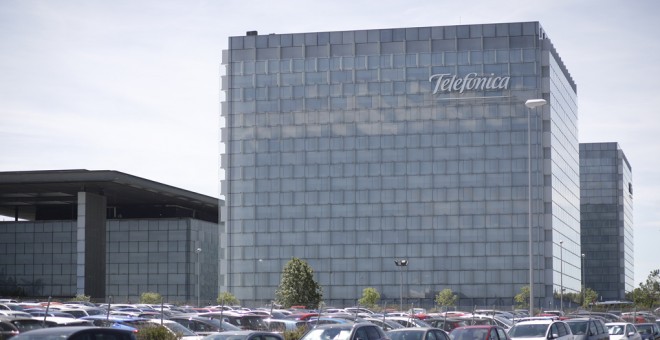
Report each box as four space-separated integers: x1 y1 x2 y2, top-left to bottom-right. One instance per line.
429 73 510 94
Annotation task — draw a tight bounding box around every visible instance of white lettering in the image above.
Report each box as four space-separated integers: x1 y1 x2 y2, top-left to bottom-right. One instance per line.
429 73 510 94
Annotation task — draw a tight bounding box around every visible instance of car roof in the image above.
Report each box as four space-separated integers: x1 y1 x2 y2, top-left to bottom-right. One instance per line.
453 325 500 329
388 327 442 332
13 326 132 337
514 320 556 325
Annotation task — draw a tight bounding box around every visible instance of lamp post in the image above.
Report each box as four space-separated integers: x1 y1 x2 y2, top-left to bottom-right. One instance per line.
256 258 263 306
195 248 202 307
581 253 586 307
525 98 546 316
560 240 563 312
394 259 408 311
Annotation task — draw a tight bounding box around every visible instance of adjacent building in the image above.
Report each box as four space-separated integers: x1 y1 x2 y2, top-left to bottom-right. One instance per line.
0 170 220 304
221 21 582 308
580 142 634 301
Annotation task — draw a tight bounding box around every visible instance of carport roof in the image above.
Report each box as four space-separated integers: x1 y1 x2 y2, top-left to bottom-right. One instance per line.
0 169 219 220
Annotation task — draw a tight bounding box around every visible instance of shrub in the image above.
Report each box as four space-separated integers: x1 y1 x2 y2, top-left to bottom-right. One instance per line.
136 324 178 340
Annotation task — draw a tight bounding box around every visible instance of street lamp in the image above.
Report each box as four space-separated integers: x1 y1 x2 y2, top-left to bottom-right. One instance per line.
560 240 563 312
525 98 547 316
394 259 408 311
256 258 263 306
581 253 586 307
195 248 202 307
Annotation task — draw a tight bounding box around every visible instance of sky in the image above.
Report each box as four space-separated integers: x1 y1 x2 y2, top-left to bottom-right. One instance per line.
1 0 658 286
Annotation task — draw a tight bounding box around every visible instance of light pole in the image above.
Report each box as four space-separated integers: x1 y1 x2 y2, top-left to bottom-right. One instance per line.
525 98 546 316
394 259 408 311
195 248 202 307
256 258 263 306
581 253 586 307
560 240 563 312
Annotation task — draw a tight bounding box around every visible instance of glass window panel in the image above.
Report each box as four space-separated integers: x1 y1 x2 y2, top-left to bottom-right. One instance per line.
293 59 304 71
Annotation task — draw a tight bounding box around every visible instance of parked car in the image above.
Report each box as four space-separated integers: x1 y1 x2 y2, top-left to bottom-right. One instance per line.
40 316 94 327
565 318 610 340
0 316 45 333
635 323 660 340
622 314 657 325
606 322 642 340
200 312 269 331
264 318 309 333
386 316 432 328
80 315 151 332
363 318 405 331
388 327 450 340
425 318 468 332
10 326 136 340
300 322 390 340
201 330 284 340
508 319 573 340
0 320 20 339
148 319 203 340
170 315 241 335
448 325 510 340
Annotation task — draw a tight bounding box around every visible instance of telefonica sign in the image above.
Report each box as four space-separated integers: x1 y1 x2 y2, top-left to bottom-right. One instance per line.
429 73 510 94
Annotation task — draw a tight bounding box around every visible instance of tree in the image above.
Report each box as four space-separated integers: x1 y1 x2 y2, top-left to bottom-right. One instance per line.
217 291 240 306
358 287 380 308
140 292 162 304
583 288 598 307
435 288 458 307
632 270 660 309
514 285 530 309
276 257 323 308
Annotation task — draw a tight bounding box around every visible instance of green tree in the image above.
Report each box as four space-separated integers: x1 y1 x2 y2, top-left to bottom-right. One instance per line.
632 270 660 308
435 288 458 307
217 291 240 306
275 257 323 308
139 292 162 304
583 287 598 307
358 287 380 308
514 285 530 309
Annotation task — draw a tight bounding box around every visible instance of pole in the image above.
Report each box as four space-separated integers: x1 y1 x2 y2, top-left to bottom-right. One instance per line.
196 248 202 307
399 269 403 311
524 99 546 317
394 259 408 311
527 106 533 317
581 253 586 307
560 240 563 312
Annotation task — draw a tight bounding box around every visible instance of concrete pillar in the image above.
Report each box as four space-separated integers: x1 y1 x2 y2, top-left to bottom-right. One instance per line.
77 192 106 299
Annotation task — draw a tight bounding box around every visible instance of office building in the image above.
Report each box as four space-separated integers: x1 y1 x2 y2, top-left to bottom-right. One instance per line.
0 170 219 303
580 142 634 301
221 22 581 308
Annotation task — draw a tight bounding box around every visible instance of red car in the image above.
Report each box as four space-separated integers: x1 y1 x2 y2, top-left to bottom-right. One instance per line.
449 325 511 340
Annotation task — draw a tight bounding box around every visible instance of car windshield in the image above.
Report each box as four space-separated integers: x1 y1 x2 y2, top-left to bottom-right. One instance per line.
389 331 425 340
10 320 45 333
608 326 624 335
636 325 652 333
568 322 587 335
449 329 489 340
160 322 197 336
302 328 352 340
509 324 548 337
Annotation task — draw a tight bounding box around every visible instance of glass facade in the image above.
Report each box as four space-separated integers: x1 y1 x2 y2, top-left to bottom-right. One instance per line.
0 218 218 302
221 22 580 308
579 142 634 300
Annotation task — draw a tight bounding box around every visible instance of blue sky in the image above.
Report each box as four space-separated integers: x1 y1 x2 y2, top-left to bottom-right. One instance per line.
1 0 658 286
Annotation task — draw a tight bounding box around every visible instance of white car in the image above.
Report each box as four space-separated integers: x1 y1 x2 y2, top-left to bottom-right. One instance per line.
606 322 642 340
508 319 573 340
